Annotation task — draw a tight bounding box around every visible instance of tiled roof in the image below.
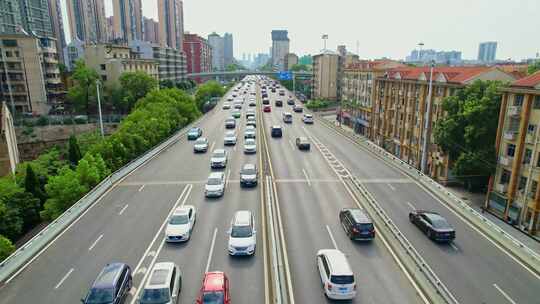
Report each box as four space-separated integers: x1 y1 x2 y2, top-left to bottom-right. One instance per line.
512 71 540 88
345 60 401 71
385 66 498 84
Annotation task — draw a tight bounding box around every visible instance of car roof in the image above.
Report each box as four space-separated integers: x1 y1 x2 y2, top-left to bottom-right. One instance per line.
225 131 235 135
213 149 225 154
189 127 200 131
245 138 256 143
233 210 252 226
344 208 372 224
173 206 191 216
203 272 226 291
209 172 224 179
318 249 353 276
242 163 256 170
272 125 282 129
93 263 127 289
298 137 308 141
146 262 175 289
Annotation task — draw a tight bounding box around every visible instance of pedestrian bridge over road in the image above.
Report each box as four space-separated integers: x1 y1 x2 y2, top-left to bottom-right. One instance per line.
186 70 312 79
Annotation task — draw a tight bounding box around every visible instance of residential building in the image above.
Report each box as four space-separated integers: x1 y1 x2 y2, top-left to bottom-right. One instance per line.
106 16 115 42
84 43 158 88
371 66 515 183
0 0 23 34
271 30 290 70
285 53 298 70
158 0 184 49
66 0 107 43
19 0 54 37
143 17 159 44
341 60 404 136
312 50 340 101
223 33 233 66
130 40 186 83
63 38 84 70
208 32 225 71
478 41 498 63
487 71 540 234
47 0 66 65
406 49 462 65
183 33 212 83
0 34 64 115
113 0 143 42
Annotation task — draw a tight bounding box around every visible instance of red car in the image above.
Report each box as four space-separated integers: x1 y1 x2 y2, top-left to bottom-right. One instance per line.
263 105 272 112
196 271 231 304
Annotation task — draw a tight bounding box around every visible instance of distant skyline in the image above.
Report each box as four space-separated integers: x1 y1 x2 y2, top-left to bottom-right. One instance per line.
62 0 540 61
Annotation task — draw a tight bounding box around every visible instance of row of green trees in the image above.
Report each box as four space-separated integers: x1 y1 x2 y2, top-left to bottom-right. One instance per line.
194 81 226 112
0 87 200 261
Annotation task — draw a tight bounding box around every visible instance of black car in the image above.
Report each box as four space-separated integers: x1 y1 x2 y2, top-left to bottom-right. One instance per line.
275 100 283 107
409 210 455 242
263 98 270 105
240 163 258 187
82 263 132 304
271 126 283 138
287 99 295 105
296 137 310 150
339 208 375 241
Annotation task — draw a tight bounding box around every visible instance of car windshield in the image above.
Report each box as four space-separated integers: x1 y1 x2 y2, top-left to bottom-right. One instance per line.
139 288 171 304
195 139 207 144
208 177 222 185
170 214 189 225
226 132 235 137
330 275 354 285
85 288 114 304
202 291 225 304
231 225 252 238
241 167 256 175
189 128 199 133
245 140 255 145
213 151 225 158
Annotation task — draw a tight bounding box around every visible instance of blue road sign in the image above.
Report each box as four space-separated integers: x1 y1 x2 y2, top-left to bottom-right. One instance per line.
278 71 292 80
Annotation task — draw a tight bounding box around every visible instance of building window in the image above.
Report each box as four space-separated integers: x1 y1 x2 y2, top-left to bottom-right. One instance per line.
524 149 532 164
518 176 527 191
528 124 536 134
531 180 538 198
101 75 107 81
5 51 12 57
507 144 516 157
500 170 511 184
514 94 524 106
100 64 106 71
2 40 17 47
534 96 540 109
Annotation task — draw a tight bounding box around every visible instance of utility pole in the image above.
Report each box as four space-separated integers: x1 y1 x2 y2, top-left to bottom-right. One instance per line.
420 60 435 174
96 80 104 138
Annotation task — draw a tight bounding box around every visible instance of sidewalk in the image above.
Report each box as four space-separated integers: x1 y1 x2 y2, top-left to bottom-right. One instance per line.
321 114 540 252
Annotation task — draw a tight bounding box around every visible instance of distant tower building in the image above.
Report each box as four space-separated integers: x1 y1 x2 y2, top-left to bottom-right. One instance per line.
158 0 184 49
113 0 143 42
143 17 159 44
208 32 225 71
48 0 66 64
66 0 107 43
1 0 53 37
478 41 498 63
223 33 234 66
271 30 290 70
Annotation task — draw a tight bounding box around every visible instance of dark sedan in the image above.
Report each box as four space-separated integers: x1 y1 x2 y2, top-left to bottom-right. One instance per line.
296 137 311 151
409 210 455 242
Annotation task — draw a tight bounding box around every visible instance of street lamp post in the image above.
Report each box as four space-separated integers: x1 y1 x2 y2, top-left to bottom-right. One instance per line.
420 60 435 174
96 80 104 138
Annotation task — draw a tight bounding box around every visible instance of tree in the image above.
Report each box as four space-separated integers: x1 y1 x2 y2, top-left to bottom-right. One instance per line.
41 166 88 220
433 80 504 190
290 64 310 72
68 135 82 167
67 60 99 115
24 165 46 204
7 192 41 233
0 235 15 262
160 79 175 89
0 202 22 241
528 60 540 75
194 81 225 111
226 63 246 71
119 71 158 111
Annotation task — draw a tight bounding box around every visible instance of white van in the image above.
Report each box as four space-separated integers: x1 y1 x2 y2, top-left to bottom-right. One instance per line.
316 249 356 300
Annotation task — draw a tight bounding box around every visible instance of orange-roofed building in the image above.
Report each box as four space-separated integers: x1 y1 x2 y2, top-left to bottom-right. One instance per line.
488 71 540 234
371 66 515 183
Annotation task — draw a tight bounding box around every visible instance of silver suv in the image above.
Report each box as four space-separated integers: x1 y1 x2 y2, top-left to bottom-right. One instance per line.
139 262 181 304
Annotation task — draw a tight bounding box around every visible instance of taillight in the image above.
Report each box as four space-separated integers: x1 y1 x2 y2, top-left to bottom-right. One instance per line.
326 282 333 291
353 283 357 290
352 228 359 233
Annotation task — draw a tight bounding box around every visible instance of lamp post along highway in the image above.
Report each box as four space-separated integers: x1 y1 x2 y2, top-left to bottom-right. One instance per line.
420 60 435 174
96 80 104 138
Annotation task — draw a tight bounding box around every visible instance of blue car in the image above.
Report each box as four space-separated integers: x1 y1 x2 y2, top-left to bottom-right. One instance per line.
187 127 202 140
82 263 132 304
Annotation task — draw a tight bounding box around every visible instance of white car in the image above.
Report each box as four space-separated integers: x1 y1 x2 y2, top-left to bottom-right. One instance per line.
205 172 225 198
193 137 209 153
140 262 181 304
244 138 257 154
210 149 228 169
228 210 256 256
224 131 237 146
244 129 256 139
303 114 314 124
316 249 356 300
165 205 196 242
222 102 231 110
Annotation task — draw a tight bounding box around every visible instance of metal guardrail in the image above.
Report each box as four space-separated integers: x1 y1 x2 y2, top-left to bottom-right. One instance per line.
0 113 208 284
347 177 459 304
315 115 540 276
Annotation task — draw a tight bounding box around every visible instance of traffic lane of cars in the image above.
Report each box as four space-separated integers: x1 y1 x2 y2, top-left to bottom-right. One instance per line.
262 106 421 303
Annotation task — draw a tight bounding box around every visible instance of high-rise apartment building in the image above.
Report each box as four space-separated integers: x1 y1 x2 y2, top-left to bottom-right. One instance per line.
1 0 53 37
406 49 462 65
183 33 212 82
113 0 143 42
0 1 23 34
158 0 184 49
143 17 159 44
312 50 340 101
208 32 225 71
47 0 66 65
271 30 290 70
130 40 186 83
284 53 298 70
223 33 233 66
66 0 107 43
478 41 498 63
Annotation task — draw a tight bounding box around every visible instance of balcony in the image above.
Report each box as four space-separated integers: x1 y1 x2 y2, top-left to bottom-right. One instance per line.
495 183 508 194
499 156 512 166
525 133 536 144
503 131 517 141
508 106 522 116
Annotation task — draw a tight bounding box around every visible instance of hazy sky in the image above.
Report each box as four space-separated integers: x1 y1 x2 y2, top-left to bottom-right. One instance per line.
64 0 540 61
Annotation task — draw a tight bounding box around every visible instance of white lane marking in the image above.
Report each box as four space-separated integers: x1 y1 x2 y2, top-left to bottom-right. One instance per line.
118 204 129 215
54 268 74 289
130 233 167 304
88 234 103 251
406 201 416 210
288 139 295 150
326 225 339 250
450 243 459 252
205 228 218 273
387 183 396 191
131 184 191 275
138 184 145 192
210 141 216 151
302 169 311 187
226 169 231 188
493 284 518 304
179 184 193 207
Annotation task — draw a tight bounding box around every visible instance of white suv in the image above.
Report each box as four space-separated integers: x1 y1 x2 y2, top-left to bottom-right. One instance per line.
316 249 356 300
228 210 256 256
165 205 196 242
205 172 225 198
139 262 181 304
